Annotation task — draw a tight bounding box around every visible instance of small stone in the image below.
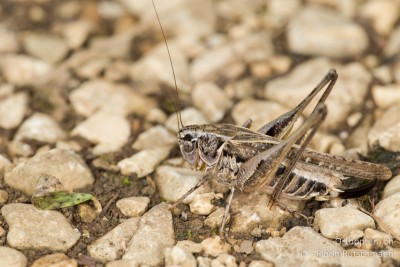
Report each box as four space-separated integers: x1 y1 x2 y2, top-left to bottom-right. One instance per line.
211 253 237 267
197 256 212 267
78 203 98 223
71 111 130 155
189 192 221 216
372 84 400 109
7 140 33 157
342 249 382 267
4 148 94 195
256 226 344 266
230 191 293 237
248 260 273 267
363 228 393 249
145 108 167 124
0 226 5 237
201 236 231 257
88 218 140 263
204 207 228 229
314 207 375 239
122 203 175 266
0 26 19 53
70 80 155 117
176 240 203 254
385 26 400 57
368 105 400 151
373 192 400 238
155 166 209 204
287 7 368 58
0 154 12 174
23 33 68 64
117 148 170 178
0 246 27 267
164 245 196 267
165 107 209 133
341 230 364 247
192 82 232 123
265 58 371 129
31 253 77 267
232 98 299 131
63 20 92 49
132 125 175 151
130 42 191 94
0 55 51 86
105 260 139 267
191 33 273 81
2 204 80 251
0 92 28 129
239 240 254 254
0 190 9 205
382 174 400 199
14 113 66 143
75 58 110 79
116 196 150 217
359 0 400 36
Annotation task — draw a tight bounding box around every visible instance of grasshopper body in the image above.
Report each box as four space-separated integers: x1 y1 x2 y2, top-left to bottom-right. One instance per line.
151 1 392 238
173 70 392 237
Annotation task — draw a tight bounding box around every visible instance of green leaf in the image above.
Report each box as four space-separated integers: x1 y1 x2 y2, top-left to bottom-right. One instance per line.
32 192 96 210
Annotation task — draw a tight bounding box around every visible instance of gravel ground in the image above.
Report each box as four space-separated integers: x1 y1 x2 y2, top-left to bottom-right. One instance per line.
1 0 400 266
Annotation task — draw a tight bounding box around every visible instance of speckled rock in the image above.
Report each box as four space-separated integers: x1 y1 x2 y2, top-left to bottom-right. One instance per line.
164 245 196 267
88 218 140 263
0 92 28 129
189 192 221 216
63 20 93 49
23 33 69 64
4 148 94 195
373 192 400 238
0 246 27 267
165 107 209 133
0 154 12 175
130 42 191 93
265 58 371 129
31 253 77 267
359 0 400 36
368 105 400 151
1 204 80 251
382 174 400 199
155 166 209 204
69 80 155 117
211 253 237 267
192 82 232 123
117 148 170 178
176 240 203 254
71 111 130 155
122 203 175 266
287 7 368 57
232 99 298 131
204 207 228 229
315 207 375 239
0 26 19 53
116 197 150 217
191 33 273 81
0 55 51 86
256 227 345 267
132 125 175 151
14 113 66 143
229 191 293 237
372 84 400 109
201 236 231 257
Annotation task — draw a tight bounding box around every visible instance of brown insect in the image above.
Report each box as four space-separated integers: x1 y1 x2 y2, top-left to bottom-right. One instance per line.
151 0 392 239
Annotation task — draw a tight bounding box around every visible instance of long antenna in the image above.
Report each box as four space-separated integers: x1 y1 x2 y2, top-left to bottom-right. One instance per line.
152 0 184 131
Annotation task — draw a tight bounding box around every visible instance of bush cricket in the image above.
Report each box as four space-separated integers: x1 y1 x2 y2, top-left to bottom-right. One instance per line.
151 1 392 239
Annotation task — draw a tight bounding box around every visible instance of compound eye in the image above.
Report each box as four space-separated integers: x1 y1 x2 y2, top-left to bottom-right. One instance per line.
183 134 192 141
183 141 195 153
